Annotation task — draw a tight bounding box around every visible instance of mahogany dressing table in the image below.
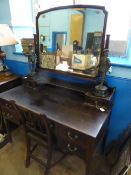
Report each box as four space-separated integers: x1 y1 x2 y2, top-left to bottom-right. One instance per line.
0 70 114 175
0 5 115 175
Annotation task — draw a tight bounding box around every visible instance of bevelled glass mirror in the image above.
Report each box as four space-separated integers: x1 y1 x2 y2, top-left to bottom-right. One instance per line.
36 5 108 78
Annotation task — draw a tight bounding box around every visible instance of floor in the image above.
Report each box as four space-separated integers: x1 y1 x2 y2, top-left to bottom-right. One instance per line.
0 127 111 175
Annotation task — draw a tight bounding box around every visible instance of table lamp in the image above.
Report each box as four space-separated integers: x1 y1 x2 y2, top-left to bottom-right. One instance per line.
0 24 18 70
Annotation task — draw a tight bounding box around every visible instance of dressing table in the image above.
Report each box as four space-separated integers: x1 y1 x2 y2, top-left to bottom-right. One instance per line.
0 77 114 175
0 5 115 175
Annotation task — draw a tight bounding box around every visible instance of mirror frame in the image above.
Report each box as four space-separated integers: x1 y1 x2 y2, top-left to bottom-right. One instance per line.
35 5 108 78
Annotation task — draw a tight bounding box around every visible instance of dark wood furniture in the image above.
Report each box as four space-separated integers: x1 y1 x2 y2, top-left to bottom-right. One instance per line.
0 71 22 134
0 99 22 142
21 110 54 175
0 72 114 175
0 71 21 93
0 5 114 174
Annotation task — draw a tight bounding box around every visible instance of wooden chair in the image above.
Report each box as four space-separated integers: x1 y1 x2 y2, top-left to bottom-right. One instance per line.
21 110 58 175
0 99 21 142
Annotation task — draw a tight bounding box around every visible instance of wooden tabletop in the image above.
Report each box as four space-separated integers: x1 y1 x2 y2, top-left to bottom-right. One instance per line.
0 71 17 86
0 84 111 138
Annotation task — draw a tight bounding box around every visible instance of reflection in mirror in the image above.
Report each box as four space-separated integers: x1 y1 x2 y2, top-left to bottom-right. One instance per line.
37 7 106 77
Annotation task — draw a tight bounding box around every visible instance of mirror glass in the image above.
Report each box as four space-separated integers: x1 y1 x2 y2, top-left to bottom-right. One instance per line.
37 7 106 77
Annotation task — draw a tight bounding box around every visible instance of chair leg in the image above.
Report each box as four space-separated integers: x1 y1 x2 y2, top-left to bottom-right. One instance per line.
44 148 53 175
4 119 12 143
0 116 5 134
25 137 31 168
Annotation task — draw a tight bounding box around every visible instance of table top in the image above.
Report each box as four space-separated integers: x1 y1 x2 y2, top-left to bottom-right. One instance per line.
0 71 18 86
0 84 111 138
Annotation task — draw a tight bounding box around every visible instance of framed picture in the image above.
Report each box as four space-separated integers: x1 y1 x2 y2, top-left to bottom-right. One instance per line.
41 53 56 69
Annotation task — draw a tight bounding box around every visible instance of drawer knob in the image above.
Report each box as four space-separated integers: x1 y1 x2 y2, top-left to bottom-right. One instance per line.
67 132 78 140
67 144 77 152
49 124 54 128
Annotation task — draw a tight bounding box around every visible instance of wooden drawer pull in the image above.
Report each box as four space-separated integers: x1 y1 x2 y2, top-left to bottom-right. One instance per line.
49 124 54 128
67 131 78 140
67 144 77 152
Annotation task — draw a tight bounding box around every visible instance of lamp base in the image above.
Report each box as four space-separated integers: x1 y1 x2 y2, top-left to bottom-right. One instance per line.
0 47 6 71
0 47 6 60
94 84 109 97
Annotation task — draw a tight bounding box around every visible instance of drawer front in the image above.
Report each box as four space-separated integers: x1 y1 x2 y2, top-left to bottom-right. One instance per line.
55 123 88 149
57 137 86 159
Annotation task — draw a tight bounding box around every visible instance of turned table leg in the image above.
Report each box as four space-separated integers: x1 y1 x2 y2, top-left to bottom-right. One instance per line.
0 116 4 134
85 139 95 175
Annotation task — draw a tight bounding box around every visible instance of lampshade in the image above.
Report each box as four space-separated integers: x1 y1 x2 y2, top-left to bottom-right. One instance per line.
0 24 18 46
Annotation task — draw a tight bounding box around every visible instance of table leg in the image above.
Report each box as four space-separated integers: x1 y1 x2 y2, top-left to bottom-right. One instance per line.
102 114 111 154
0 116 5 134
85 140 95 175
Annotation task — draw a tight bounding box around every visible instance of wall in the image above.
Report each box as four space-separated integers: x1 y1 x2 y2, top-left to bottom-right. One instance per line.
0 0 11 24
127 30 131 60
106 74 131 144
0 0 29 73
0 0 33 64
9 0 35 53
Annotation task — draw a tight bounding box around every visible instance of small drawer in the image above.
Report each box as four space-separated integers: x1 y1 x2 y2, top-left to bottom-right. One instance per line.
57 137 86 158
56 123 88 148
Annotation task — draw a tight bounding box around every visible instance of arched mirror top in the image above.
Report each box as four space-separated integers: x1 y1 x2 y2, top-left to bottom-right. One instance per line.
36 5 108 78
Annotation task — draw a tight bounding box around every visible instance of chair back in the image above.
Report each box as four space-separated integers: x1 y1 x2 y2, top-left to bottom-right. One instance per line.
22 110 51 143
0 98 22 125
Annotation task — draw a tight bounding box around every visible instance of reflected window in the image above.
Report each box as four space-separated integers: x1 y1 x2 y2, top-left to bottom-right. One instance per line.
75 0 131 59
